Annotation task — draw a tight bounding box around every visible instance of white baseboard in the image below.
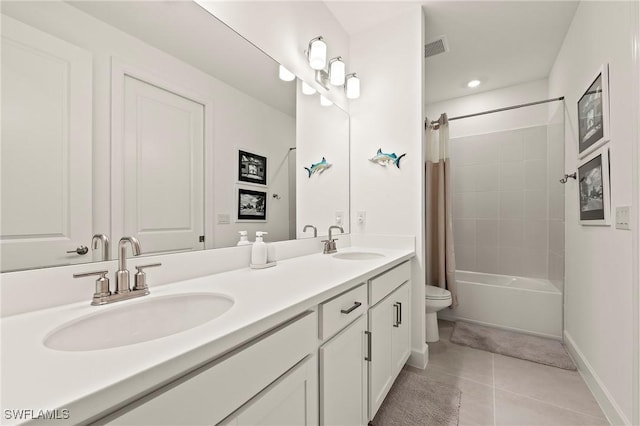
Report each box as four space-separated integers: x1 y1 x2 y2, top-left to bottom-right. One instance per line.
407 344 428 369
564 331 629 425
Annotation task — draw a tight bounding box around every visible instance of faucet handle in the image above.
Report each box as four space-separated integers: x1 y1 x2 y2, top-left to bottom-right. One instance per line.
73 270 111 305
133 263 161 292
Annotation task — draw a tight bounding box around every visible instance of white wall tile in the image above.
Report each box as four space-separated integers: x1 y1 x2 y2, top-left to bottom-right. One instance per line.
473 163 500 191
476 191 500 219
548 219 565 253
453 192 476 219
498 246 524 276
454 165 476 192
548 188 565 220
471 133 500 165
476 219 499 247
522 249 548 278
456 244 476 271
548 252 564 284
476 246 499 274
499 219 524 247
525 128 547 160
524 220 548 249
499 191 525 219
499 162 525 190
454 219 476 247
525 159 547 190
451 137 475 166
498 130 525 163
524 190 547 219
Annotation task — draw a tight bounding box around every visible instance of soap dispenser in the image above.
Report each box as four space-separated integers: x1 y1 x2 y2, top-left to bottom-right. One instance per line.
237 231 251 246
250 231 268 267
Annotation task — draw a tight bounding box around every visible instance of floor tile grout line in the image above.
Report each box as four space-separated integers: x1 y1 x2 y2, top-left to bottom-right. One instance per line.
492 354 497 426
495 387 608 421
427 364 495 388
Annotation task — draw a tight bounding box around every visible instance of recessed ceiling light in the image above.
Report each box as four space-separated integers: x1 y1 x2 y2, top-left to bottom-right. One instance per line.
467 79 481 88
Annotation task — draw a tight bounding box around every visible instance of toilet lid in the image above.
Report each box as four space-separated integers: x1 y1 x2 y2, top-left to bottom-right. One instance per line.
425 285 451 300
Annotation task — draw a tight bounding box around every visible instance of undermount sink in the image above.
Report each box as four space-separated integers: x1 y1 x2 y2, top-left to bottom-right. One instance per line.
333 252 385 260
44 293 234 352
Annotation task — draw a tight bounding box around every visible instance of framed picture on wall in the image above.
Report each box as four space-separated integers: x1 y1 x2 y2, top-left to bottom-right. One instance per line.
237 188 267 221
577 147 610 226
577 64 610 158
238 150 267 186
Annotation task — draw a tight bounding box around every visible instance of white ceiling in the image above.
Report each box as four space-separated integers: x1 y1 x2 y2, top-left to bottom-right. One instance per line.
68 1 296 117
326 1 579 104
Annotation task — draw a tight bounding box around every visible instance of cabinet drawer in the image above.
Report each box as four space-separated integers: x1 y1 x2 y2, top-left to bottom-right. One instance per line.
108 311 316 425
319 284 367 340
369 261 411 306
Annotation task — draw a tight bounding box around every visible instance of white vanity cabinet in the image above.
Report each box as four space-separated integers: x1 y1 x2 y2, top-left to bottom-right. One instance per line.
318 284 369 426
105 312 317 426
367 262 411 420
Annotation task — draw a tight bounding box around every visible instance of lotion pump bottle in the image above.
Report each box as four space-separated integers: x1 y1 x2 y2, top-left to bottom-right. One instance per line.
237 231 251 246
251 231 268 265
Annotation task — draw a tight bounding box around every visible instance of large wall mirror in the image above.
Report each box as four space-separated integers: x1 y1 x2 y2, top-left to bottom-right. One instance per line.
0 0 350 272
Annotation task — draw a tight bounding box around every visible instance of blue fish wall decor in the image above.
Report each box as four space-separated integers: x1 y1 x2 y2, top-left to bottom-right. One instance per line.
369 149 406 168
304 157 332 177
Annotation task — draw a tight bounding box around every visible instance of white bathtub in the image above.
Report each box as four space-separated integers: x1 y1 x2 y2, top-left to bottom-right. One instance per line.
438 270 563 339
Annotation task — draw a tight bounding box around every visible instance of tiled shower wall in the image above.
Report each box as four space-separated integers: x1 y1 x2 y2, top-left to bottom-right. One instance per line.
451 125 564 280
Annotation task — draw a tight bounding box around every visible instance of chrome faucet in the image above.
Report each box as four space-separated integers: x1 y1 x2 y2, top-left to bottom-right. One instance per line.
92 234 110 261
73 236 161 305
322 226 344 254
303 225 317 238
116 236 141 294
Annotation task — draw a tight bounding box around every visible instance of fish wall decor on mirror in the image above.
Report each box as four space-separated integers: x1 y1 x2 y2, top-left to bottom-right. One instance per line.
304 157 332 177
369 149 406 168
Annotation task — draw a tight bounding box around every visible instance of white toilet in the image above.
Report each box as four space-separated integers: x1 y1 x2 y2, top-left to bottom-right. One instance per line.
425 285 452 342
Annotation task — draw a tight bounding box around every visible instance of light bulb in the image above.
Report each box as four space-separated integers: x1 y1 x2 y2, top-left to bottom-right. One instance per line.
345 73 360 99
302 81 316 95
467 79 481 88
308 37 327 70
329 57 345 86
278 65 295 82
320 95 333 107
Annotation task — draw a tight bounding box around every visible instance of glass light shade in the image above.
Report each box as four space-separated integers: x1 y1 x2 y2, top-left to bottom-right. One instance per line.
309 38 327 70
467 79 481 88
345 74 361 99
320 95 333 107
329 58 345 86
278 65 295 82
302 81 317 95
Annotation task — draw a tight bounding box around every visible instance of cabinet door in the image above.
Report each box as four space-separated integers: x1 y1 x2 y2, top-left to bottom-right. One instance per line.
236 356 318 426
368 296 395 420
319 315 367 426
391 282 411 375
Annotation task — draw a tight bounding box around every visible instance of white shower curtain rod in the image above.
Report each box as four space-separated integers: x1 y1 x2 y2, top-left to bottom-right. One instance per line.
425 96 565 129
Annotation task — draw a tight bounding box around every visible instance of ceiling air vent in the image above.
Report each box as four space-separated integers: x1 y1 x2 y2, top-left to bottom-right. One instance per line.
424 36 449 58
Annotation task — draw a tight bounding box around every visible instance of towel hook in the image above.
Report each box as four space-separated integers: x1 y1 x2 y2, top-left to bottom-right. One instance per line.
559 172 576 184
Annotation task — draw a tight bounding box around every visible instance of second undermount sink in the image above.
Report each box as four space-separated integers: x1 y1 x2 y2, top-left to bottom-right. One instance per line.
333 252 385 260
44 293 234 352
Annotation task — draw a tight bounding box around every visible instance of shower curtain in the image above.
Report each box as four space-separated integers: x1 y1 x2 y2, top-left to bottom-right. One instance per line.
426 113 458 306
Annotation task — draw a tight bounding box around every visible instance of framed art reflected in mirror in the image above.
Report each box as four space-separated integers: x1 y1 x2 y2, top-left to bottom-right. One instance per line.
577 147 610 226
238 150 267 186
238 188 267 222
577 64 610 158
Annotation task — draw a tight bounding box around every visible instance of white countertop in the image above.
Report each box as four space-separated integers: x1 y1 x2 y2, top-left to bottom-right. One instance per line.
1 246 414 425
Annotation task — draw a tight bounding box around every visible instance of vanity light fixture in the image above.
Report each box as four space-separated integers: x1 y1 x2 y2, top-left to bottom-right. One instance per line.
467 79 481 88
278 65 295 82
308 36 327 70
302 81 317 95
320 95 333 107
328 57 345 86
345 73 360 99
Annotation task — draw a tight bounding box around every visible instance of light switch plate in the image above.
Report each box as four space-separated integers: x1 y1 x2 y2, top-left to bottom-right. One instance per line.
357 211 366 225
217 213 231 225
615 206 631 230
335 211 344 226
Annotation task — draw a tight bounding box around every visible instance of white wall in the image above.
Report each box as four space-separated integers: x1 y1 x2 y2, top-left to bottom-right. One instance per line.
426 79 550 138
2 1 295 251
548 2 638 423
196 1 350 110
296 81 350 237
350 5 427 365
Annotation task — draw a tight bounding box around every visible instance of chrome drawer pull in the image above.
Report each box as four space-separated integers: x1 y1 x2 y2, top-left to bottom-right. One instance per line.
397 301 402 325
393 303 400 327
365 330 372 362
340 301 362 314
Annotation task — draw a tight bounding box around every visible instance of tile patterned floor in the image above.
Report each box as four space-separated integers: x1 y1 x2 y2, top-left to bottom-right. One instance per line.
406 321 609 426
